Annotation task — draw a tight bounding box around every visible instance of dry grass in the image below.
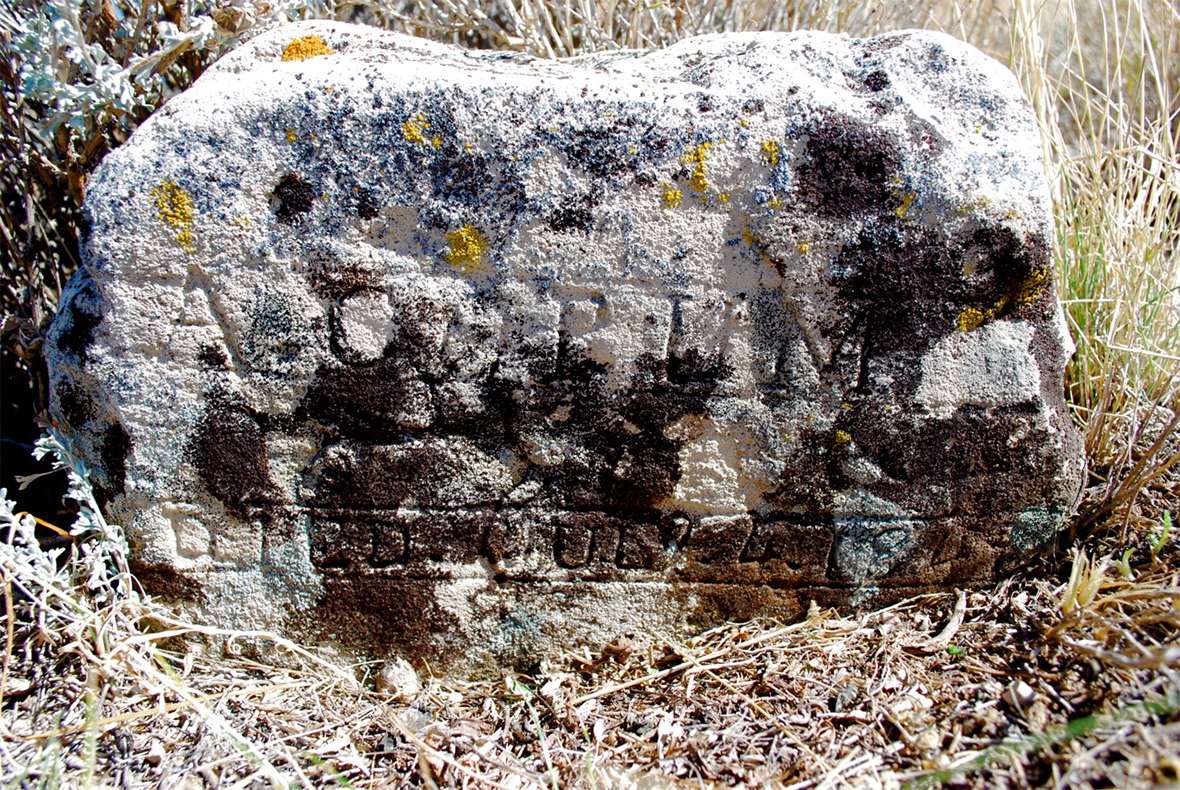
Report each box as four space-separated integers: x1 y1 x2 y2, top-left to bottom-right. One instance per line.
2 0 1178 786
2 485 1177 787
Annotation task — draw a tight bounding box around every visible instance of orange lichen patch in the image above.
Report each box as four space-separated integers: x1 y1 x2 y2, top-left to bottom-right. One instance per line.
282 35 333 62
957 306 987 332
444 226 489 273
683 142 712 193
760 140 780 167
151 180 196 253
662 185 683 209
895 191 917 219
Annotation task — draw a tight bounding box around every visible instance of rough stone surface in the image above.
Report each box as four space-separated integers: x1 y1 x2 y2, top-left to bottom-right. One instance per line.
47 21 1084 673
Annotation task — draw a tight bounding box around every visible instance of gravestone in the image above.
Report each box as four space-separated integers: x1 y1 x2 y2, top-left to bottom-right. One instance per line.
47 21 1084 672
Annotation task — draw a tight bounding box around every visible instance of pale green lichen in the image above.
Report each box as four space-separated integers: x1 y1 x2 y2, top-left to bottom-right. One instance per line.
1010 506 1064 553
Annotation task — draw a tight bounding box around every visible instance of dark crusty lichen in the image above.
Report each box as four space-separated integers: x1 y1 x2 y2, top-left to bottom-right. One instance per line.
189 399 276 518
794 113 902 218
272 172 317 221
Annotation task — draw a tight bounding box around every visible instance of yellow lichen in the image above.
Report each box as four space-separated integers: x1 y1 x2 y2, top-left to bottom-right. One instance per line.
281 35 333 62
767 196 783 211
742 226 758 246
444 226 489 273
834 430 852 445
285 128 297 143
797 241 811 254
958 267 1049 332
718 192 731 204
151 180 196 253
1016 267 1048 305
402 114 430 146
431 135 442 150
957 306 987 332
760 140 780 167
956 194 993 217
662 185 683 209
683 142 712 193
895 191 917 219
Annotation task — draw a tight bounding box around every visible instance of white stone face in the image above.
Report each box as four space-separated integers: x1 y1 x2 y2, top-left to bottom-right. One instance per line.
336 291 395 363
46 21 1084 671
915 320 1042 419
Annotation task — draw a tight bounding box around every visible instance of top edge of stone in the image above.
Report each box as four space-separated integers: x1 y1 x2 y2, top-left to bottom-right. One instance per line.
211 20 1020 90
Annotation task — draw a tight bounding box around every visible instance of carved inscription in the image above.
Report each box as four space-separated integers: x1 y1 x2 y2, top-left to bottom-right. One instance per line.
305 506 857 582
299 273 962 588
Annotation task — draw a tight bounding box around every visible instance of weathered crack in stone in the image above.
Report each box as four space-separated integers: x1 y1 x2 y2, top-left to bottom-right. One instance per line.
46 21 1084 673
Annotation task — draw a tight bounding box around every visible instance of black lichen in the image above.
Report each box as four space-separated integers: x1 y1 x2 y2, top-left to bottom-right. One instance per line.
272 172 316 221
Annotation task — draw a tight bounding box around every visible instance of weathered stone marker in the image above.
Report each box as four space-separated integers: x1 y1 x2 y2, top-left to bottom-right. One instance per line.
48 22 1084 671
